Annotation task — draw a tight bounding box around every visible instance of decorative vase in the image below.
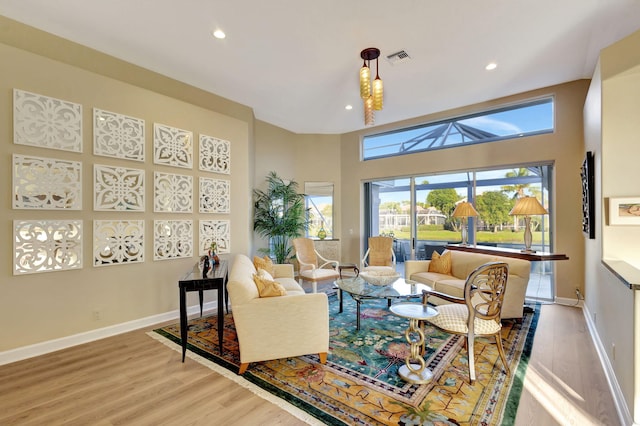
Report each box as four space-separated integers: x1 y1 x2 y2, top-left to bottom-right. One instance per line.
208 249 219 264
317 226 327 240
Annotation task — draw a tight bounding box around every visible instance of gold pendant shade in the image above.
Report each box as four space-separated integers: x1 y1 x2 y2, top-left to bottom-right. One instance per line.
359 48 383 125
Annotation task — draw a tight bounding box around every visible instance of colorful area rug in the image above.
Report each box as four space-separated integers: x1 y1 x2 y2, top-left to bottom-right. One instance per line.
151 293 538 425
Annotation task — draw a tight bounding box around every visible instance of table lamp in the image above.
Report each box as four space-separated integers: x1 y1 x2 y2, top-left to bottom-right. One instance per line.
509 196 548 253
452 201 478 246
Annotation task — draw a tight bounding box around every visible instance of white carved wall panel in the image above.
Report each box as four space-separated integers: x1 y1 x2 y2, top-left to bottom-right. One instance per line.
93 108 145 161
154 172 193 213
199 177 230 213
199 134 231 174
153 123 193 169
199 220 230 255
13 89 83 152
13 154 82 210
14 219 83 275
94 164 145 211
93 220 144 266
154 220 193 260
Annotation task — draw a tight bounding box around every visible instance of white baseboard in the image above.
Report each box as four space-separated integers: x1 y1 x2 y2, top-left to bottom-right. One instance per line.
554 296 583 307
0 301 217 366
581 303 633 426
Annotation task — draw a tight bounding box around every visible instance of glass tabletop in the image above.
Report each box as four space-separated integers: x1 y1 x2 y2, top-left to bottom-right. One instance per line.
389 302 438 320
335 276 431 299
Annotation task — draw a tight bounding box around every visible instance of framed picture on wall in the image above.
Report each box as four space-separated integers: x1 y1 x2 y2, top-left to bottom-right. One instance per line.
580 151 595 238
609 197 640 225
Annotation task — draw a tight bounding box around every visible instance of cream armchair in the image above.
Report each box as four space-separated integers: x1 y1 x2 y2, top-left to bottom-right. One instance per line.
227 254 329 374
292 237 339 293
361 236 396 272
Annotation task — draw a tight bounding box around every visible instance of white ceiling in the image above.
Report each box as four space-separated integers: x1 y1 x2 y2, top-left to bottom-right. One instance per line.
2 0 640 134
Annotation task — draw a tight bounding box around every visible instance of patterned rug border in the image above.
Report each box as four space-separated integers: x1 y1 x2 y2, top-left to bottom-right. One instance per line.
500 302 541 425
149 300 541 426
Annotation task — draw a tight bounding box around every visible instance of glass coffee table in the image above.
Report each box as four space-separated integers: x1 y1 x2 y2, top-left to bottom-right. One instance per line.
335 276 432 330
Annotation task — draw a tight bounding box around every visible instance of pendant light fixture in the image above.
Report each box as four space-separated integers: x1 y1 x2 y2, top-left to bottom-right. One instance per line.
359 47 383 126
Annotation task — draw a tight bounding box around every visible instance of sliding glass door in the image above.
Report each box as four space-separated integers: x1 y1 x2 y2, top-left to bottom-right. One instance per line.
364 163 555 301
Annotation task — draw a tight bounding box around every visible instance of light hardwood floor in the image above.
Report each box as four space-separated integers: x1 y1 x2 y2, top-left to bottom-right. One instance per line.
0 304 619 426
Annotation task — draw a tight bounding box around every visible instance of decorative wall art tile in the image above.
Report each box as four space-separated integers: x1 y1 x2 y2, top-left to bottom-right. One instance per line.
93 108 145 161
13 89 83 152
153 123 193 168
14 219 83 275
199 134 230 174
199 220 230 255
154 172 193 213
94 164 145 211
93 220 144 266
13 154 82 210
199 177 230 213
154 220 193 260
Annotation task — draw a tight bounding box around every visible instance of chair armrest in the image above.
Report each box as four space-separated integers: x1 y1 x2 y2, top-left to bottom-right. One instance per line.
422 288 464 305
296 252 317 272
316 251 338 270
272 263 294 279
361 248 371 269
404 260 431 279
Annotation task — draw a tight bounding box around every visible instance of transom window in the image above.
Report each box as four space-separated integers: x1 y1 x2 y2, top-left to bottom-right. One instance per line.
362 97 554 160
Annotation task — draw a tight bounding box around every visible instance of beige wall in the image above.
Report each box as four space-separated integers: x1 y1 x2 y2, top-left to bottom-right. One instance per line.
1 21 252 351
583 29 640 422
339 80 590 301
251 122 342 254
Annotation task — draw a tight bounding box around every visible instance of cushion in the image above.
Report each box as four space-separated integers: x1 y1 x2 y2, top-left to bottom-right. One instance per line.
427 304 502 335
253 273 286 297
253 255 275 276
429 250 452 274
256 268 274 281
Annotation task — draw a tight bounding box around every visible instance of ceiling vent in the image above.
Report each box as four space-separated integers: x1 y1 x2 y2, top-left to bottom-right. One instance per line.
386 50 411 65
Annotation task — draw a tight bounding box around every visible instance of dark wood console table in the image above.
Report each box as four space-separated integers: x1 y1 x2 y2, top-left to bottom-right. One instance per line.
445 244 569 261
178 260 228 362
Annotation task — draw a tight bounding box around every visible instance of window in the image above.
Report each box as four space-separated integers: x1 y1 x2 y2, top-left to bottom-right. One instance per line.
305 182 334 239
362 97 554 160
365 164 555 302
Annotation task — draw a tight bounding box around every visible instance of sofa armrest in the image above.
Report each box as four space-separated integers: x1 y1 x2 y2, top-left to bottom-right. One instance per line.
232 293 329 364
272 263 294 279
404 260 431 279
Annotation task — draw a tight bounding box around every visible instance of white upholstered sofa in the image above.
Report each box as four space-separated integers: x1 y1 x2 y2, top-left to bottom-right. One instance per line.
404 250 531 319
227 254 329 374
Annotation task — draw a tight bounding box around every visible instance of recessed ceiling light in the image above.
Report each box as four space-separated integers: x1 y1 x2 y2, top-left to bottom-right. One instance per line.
345 105 353 110
212 29 226 39
485 62 497 71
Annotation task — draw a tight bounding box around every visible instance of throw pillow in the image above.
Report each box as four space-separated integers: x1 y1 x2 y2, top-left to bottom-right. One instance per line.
256 268 274 282
429 250 452 274
253 273 287 297
253 255 275 276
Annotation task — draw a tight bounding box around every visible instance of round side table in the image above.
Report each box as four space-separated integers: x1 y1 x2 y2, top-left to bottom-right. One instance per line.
389 302 438 384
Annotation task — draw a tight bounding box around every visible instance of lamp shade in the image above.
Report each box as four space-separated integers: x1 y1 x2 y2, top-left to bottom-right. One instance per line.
452 201 479 218
359 62 371 99
509 196 548 216
373 76 383 110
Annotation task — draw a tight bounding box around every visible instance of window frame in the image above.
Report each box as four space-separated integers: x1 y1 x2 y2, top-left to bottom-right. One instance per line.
362 96 555 161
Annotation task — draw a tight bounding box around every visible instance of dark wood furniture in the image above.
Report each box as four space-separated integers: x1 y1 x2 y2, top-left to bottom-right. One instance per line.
445 244 569 261
338 263 359 279
178 260 228 362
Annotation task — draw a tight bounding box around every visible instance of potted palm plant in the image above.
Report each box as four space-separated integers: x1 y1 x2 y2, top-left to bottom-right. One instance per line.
253 171 309 264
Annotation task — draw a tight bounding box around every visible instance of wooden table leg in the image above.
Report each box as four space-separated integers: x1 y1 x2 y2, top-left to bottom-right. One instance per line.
217 286 224 355
179 288 188 362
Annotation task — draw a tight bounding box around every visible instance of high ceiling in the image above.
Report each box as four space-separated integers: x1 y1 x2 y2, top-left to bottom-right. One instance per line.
2 0 640 134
